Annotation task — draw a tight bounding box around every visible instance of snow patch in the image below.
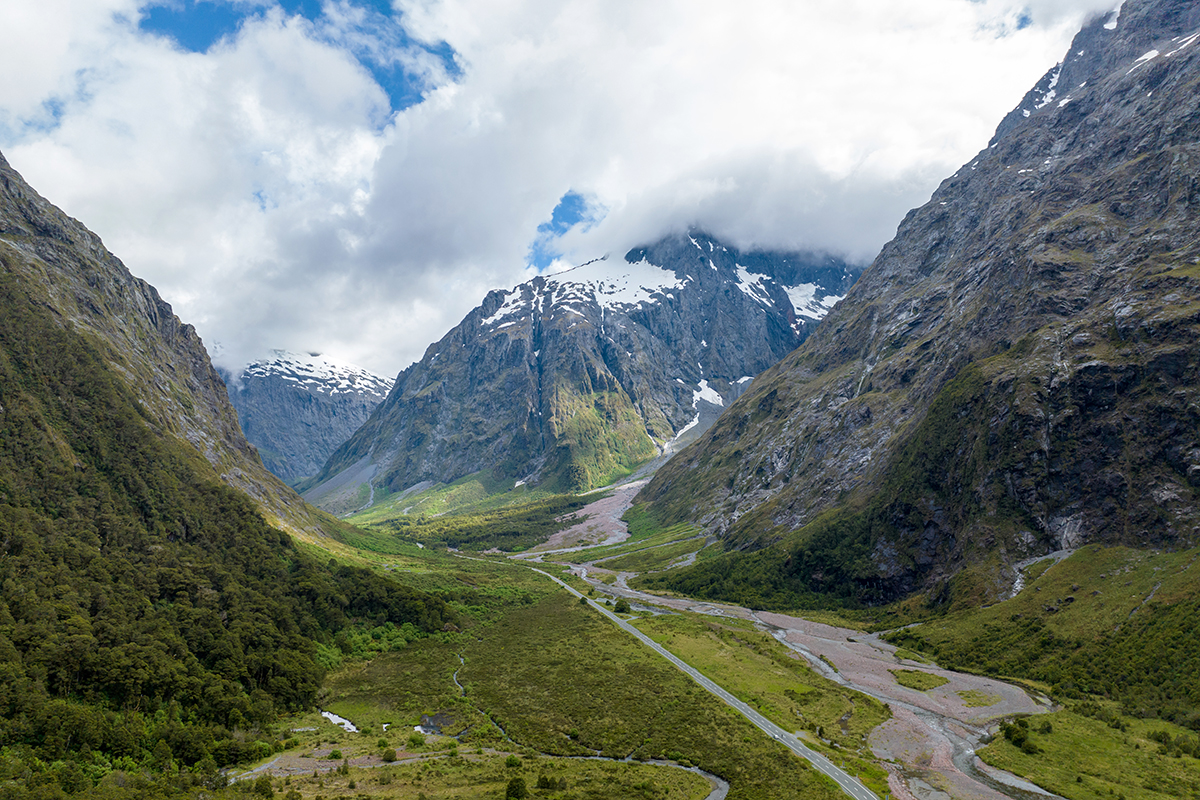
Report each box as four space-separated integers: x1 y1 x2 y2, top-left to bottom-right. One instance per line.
693 379 724 407
734 264 774 307
783 283 843 322
1166 32 1200 57
1127 50 1159 74
1034 63 1062 110
1104 1 1123 30
673 413 701 441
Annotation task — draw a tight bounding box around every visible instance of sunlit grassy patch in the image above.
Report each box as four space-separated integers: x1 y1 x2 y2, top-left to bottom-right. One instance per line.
957 690 1002 707
889 670 949 691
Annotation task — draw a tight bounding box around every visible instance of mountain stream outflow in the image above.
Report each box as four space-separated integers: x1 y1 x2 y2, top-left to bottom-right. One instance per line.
516 487 1063 800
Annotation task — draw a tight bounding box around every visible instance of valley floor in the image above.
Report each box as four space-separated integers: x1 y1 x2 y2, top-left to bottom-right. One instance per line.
520 488 1060 800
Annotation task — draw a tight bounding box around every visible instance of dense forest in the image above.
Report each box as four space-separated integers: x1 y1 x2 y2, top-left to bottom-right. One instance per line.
0 269 454 791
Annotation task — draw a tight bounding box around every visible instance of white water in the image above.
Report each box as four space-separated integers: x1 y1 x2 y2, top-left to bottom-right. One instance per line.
320 710 358 733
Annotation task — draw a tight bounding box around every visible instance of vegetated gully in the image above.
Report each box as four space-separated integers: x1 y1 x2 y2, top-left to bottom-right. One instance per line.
514 501 1060 800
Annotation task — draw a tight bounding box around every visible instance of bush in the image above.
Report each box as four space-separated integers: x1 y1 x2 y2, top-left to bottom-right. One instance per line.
329 749 342 760
506 754 521 768
506 776 528 799
614 599 631 614
408 732 426 749
252 775 274 798
381 748 397 762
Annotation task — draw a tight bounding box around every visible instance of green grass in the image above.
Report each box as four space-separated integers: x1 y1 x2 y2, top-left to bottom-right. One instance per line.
349 468 560 525
893 648 930 665
631 613 891 797
979 707 1200 800
884 545 1200 728
354 493 597 552
236 752 715 799
594 537 708 572
889 670 949 691
323 589 847 800
957 690 1002 707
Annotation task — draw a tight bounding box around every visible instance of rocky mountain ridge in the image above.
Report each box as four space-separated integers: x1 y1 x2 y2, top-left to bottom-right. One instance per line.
306 232 860 514
638 0 1200 605
221 351 394 483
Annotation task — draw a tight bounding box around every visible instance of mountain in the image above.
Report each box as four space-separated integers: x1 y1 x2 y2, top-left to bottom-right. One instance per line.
306 232 860 514
220 351 394 484
0 153 354 543
0 149 453 784
638 0 1200 607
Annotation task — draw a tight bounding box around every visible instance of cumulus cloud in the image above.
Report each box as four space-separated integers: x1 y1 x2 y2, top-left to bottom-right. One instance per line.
0 0 1120 376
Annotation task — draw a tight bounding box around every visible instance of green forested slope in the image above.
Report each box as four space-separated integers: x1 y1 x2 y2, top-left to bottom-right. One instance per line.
0 269 453 786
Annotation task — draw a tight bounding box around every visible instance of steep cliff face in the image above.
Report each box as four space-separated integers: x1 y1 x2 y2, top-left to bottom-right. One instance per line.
306 232 859 513
0 150 346 540
639 0 1200 604
221 351 393 483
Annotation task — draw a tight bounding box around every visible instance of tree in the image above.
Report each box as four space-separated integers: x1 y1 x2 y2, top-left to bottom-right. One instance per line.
506 776 528 799
614 599 631 614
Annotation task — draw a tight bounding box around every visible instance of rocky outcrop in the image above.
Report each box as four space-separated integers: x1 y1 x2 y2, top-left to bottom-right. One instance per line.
306 232 859 513
221 352 393 483
638 0 1200 603
0 150 347 540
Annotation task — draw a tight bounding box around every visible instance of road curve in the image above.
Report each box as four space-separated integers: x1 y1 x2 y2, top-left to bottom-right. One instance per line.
527 566 879 800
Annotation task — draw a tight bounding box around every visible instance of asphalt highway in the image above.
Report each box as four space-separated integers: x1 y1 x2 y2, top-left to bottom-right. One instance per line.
528 567 881 800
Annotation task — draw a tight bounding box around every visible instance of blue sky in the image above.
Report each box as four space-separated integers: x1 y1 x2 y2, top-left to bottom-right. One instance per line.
139 0 459 112
528 191 598 270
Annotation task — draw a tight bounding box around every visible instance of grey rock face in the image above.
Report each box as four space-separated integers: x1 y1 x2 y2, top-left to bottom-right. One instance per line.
221 351 394 483
306 232 860 514
640 0 1200 598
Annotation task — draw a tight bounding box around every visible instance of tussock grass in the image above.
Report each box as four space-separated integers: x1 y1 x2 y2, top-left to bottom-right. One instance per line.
889 670 949 691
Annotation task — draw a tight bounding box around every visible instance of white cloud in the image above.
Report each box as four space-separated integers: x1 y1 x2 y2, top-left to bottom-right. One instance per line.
0 0 1118 376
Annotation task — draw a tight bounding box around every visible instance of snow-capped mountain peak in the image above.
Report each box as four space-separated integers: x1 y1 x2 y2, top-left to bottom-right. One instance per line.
242 350 394 400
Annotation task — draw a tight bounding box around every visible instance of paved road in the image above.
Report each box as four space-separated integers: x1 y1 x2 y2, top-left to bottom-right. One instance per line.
527 567 880 800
